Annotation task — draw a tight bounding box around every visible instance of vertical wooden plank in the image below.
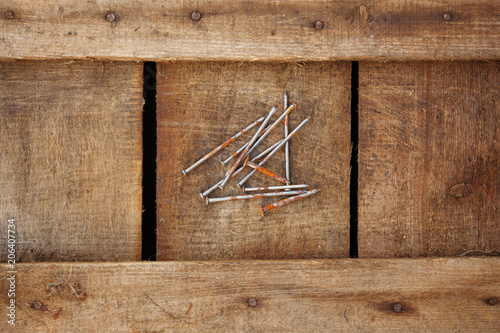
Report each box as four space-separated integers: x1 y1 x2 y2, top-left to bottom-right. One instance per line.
157 61 351 260
358 61 499 257
0 61 143 261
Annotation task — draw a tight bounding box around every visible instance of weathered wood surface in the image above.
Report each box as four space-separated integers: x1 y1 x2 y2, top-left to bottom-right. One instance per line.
157 61 351 260
358 61 500 258
1 258 499 332
0 0 498 61
0 61 143 261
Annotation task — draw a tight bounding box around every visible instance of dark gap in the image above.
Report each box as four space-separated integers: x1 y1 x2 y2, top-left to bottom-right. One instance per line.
142 62 157 261
349 61 359 258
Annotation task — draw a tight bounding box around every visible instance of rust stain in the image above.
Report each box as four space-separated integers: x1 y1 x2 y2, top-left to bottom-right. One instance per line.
185 303 193 316
449 183 473 198
371 314 375 322
53 307 63 320
247 161 288 184
259 189 321 215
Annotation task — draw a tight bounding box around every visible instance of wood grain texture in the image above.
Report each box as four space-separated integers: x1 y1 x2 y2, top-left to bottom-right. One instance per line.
0 61 143 261
0 0 498 61
157 61 351 260
1 258 499 332
358 61 500 258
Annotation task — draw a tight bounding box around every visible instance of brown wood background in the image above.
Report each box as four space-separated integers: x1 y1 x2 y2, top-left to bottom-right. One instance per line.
1 1 499 328
157 61 351 260
0 61 143 261
358 61 500 258
0 0 498 61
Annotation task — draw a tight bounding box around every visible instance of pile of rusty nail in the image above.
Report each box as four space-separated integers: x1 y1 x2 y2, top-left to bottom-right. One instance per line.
182 92 320 216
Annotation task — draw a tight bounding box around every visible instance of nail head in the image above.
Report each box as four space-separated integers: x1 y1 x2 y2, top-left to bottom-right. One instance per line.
313 20 324 30
247 298 258 307
105 12 117 22
443 13 452 21
4 11 15 20
33 300 43 309
393 303 403 313
191 11 202 21
488 297 498 305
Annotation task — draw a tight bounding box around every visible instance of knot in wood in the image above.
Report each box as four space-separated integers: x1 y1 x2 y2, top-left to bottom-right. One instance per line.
449 183 473 198
488 297 498 306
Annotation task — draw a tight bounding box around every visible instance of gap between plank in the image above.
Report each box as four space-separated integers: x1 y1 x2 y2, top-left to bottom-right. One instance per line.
350 61 359 258
142 62 157 260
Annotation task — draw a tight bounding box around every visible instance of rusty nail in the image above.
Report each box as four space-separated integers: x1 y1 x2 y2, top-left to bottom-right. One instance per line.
191 11 202 21
105 12 117 22
248 298 258 307
246 161 289 184
221 141 250 165
200 165 245 198
244 102 296 159
4 11 14 20
206 190 307 204
443 13 452 21
222 124 281 165
259 189 320 215
182 116 265 175
202 140 283 198
238 117 310 188
314 20 324 30
284 91 290 185
393 303 403 313
33 300 43 309
219 106 277 189
244 184 309 192
488 297 498 305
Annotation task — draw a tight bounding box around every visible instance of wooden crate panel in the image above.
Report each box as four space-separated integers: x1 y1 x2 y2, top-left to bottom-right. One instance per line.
1 258 499 331
0 61 143 261
157 61 351 260
0 1 498 61
358 61 499 258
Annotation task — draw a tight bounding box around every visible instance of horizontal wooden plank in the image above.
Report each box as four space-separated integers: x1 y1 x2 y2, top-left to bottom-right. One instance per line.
0 61 143 261
1 258 499 331
156 61 351 260
358 61 500 258
0 0 498 61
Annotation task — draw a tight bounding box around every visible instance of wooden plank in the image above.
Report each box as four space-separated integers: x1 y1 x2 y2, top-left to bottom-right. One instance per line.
1 258 499 331
358 61 500 258
157 61 351 260
0 60 143 261
0 0 498 61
